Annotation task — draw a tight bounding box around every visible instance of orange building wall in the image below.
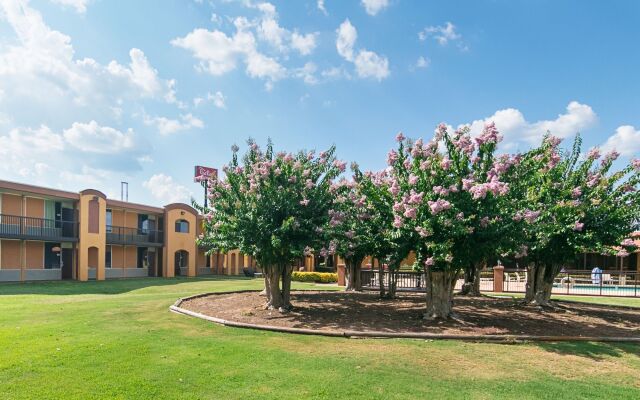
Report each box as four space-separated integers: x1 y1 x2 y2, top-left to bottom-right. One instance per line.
124 246 137 268
88 247 99 268
0 240 21 269
25 241 44 269
1 194 22 216
111 246 124 268
25 198 44 218
125 212 138 229
111 209 124 227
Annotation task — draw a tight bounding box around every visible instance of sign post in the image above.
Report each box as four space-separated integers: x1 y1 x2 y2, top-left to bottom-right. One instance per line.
194 166 218 208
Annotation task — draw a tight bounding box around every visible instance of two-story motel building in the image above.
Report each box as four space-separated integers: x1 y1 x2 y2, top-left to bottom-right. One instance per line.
0 179 258 282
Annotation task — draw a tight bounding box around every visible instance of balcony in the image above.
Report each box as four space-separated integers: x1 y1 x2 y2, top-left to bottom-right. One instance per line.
106 225 163 246
0 214 78 241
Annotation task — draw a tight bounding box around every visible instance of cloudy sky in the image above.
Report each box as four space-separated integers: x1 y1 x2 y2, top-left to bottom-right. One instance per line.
0 0 638 206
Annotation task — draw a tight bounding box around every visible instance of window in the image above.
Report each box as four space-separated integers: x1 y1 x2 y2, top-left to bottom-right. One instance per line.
175 219 189 233
105 245 112 268
106 209 112 233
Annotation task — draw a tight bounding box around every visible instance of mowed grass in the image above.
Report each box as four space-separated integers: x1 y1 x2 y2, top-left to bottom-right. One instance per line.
1 278 639 400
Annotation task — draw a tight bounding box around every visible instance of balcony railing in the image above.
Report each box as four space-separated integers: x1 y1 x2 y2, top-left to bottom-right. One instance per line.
0 214 78 241
106 225 163 246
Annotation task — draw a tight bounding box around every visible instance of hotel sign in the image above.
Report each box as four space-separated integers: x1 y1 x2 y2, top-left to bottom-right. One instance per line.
194 165 218 182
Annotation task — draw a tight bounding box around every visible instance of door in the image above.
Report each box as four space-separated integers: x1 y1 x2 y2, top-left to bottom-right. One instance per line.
61 208 75 237
157 251 163 277
147 251 156 277
61 248 73 279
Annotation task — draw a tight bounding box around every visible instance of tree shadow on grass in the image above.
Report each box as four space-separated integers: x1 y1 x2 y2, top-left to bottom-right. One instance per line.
0 275 255 296
536 341 640 361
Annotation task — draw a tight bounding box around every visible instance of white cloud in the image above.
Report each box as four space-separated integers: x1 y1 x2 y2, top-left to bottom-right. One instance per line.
336 19 389 81
63 120 135 153
143 113 204 135
143 174 191 204
294 62 318 85
601 125 640 157
354 50 389 80
0 1 180 112
336 19 357 61
419 22 464 48
361 0 389 16
317 0 327 15
463 101 598 149
49 0 88 14
415 56 430 68
291 31 318 56
208 91 226 109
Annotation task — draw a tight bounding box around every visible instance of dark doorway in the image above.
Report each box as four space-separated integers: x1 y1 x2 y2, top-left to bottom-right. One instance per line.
157 251 163 277
61 248 73 279
147 251 156 277
137 247 148 269
61 207 75 237
174 250 188 276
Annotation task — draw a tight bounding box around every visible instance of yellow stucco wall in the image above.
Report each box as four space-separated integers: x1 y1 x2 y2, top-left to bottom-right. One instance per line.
78 191 106 281
163 205 197 278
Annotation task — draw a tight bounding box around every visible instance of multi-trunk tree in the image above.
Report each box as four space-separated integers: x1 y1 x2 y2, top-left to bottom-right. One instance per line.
510 135 640 306
197 140 343 312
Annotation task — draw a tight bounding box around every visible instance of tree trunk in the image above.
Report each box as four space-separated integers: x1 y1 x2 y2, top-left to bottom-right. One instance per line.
424 269 458 319
524 262 555 307
377 259 386 298
281 264 293 311
386 268 398 299
345 261 356 291
459 261 483 296
264 265 283 310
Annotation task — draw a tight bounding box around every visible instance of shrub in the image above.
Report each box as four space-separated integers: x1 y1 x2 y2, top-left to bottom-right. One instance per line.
291 271 338 283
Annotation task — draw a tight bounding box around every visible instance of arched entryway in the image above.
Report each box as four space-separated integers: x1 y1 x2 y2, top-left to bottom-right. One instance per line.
174 250 189 276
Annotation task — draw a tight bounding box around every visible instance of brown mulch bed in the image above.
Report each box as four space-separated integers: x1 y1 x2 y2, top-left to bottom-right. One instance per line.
180 290 640 337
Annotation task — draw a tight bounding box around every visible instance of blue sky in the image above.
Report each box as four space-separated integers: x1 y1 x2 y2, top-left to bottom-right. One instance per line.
0 0 638 206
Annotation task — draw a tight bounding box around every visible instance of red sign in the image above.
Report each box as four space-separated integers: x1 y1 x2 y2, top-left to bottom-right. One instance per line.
194 166 218 182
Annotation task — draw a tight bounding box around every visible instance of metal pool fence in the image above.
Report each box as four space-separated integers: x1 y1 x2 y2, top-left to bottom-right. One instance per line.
360 269 639 298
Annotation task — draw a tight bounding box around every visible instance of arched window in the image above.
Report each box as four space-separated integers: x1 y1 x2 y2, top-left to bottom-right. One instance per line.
175 219 189 233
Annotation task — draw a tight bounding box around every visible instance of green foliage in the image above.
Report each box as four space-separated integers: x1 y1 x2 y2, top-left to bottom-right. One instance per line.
291 271 338 283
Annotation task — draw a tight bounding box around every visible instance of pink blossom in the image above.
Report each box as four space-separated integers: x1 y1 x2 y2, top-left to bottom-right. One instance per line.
419 160 430 171
345 231 355 239
403 208 417 219
617 249 630 257
523 210 540 223
475 122 502 146
302 169 310 177
334 160 347 172
288 176 297 183
571 187 582 198
456 212 464 220
587 147 601 160
415 226 431 237
440 157 452 170
428 199 451 215
632 159 640 171
621 238 636 247
300 199 310 206
573 221 584 232
408 174 418 185
480 217 489 228
424 257 435 266
389 180 400 196
393 216 404 228
396 132 405 142
387 150 398 166
603 150 620 163
305 179 314 189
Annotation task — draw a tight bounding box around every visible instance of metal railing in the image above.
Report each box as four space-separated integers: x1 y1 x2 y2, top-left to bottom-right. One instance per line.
106 225 163 245
0 214 78 240
361 269 425 291
500 269 639 298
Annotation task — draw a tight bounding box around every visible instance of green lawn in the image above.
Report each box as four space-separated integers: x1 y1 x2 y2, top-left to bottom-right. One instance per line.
1 278 639 400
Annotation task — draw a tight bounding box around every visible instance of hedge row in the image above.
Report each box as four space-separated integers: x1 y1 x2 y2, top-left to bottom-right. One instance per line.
291 271 338 283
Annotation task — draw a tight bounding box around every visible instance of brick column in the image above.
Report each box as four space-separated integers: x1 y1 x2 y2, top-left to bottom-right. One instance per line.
493 265 504 293
337 263 346 286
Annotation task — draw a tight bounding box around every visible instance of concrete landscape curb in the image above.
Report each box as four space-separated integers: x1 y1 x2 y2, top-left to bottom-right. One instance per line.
170 291 640 343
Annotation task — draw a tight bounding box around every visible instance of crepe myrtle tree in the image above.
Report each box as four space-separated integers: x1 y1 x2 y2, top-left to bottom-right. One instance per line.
323 173 376 291
196 139 344 312
354 166 410 298
510 135 640 307
389 124 515 318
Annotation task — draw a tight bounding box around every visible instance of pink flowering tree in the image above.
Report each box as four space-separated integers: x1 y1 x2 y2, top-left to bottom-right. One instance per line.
388 124 520 317
323 172 377 291
510 135 640 307
197 139 343 312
